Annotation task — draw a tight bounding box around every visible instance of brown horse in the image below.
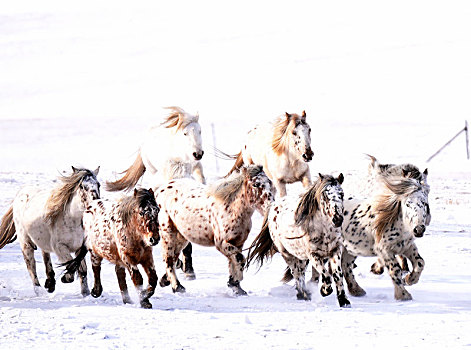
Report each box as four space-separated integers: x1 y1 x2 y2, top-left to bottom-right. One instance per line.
62 188 160 308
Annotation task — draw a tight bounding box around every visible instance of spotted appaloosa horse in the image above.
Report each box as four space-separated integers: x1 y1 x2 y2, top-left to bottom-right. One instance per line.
62 188 160 308
227 111 313 197
341 172 430 301
365 154 431 275
106 106 205 280
247 173 350 307
0 167 100 296
156 165 275 295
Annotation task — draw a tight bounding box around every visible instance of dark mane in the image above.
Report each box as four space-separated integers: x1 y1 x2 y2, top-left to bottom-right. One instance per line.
118 188 157 226
45 168 97 226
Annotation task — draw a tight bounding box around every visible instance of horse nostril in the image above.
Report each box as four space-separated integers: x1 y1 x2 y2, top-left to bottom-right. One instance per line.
149 236 159 246
413 225 425 237
333 215 343 227
193 152 203 160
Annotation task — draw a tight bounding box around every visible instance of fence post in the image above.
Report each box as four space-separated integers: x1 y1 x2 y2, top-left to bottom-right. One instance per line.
426 121 469 163
211 123 220 173
465 120 469 160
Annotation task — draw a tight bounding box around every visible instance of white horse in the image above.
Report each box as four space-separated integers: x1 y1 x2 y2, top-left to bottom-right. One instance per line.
340 173 430 301
247 173 351 307
227 111 313 197
106 106 205 192
0 167 100 296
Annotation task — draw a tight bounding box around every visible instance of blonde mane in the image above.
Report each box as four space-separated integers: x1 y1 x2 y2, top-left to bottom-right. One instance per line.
294 174 339 230
45 169 96 226
160 106 199 132
271 113 304 156
373 176 425 241
117 188 155 227
208 165 263 204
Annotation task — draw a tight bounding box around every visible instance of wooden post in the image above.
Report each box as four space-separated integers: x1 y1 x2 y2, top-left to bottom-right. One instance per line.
426 123 467 163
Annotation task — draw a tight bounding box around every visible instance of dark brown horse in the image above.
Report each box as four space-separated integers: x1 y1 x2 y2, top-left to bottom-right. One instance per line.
63 188 160 308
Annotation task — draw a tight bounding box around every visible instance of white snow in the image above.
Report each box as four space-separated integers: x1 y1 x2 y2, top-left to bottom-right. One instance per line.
1 1 471 349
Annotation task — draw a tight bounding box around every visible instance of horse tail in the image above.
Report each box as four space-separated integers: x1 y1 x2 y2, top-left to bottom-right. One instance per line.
59 243 89 275
246 209 275 269
281 266 294 283
106 152 146 192
0 206 16 249
225 151 244 177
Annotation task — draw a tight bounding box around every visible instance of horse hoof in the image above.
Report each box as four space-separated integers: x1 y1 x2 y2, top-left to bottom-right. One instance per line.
140 300 153 309
370 262 384 275
338 293 351 307
81 288 91 297
61 274 74 284
159 275 170 288
234 287 248 296
320 285 333 297
44 279 56 293
296 291 311 301
175 259 183 270
184 272 196 280
173 284 186 293
123 297 133 304
91 287 103 298
405 273 419 286
395 290 413 301
34 285 47 296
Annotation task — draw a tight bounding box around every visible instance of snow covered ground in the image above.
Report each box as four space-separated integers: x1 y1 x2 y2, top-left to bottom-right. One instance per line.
1 1 471 349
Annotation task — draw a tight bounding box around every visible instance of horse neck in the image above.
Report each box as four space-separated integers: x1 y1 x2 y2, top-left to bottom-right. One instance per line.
68 191 87 218
229 185 256 218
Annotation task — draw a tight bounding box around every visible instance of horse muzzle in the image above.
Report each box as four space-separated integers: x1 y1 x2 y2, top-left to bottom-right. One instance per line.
149 236 160 246
332 214 344 228
193 151 204 160
413 225 426 238
302 149 314 162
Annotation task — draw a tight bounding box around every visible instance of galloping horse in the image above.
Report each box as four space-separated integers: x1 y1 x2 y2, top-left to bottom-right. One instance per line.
227 111 313 197
365 154 431 275
156 165 275 295
247 173 351 307
0 167 100 296
62 188 160 308
341 172 430 300
106 106 205 279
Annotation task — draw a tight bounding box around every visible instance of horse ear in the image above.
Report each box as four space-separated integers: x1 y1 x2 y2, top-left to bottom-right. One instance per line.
402 169 410 178
423 168 428 176
134 188 138 197
285 112 291 119
93 166 100 176
195 112 199 122
71 166 78 173
337 173 344 185
148 188 154 197
318 173 324 180
301 110 306 121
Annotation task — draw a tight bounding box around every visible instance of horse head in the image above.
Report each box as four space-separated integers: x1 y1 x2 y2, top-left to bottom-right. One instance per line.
75 166 101 206
134 188 160 246
287 111 313 162
244 165 275 214
401 186 429 238
318 173 345 228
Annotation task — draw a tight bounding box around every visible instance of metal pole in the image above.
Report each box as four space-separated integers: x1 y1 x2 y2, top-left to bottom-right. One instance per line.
465 120 469 160
426 127 466 163
211 123 220 173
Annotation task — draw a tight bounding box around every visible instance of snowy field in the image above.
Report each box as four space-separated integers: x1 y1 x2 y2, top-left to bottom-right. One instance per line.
1 1 471 349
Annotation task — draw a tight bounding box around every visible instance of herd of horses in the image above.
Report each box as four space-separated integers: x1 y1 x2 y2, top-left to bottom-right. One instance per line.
0 106 431 309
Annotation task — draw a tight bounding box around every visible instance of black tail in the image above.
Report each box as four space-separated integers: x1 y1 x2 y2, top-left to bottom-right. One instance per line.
246 209 276 270
281 267 294 283
59 244 89 275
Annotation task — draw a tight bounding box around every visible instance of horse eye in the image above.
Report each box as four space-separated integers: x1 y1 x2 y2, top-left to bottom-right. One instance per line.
184 133 188 136
292 131 297 136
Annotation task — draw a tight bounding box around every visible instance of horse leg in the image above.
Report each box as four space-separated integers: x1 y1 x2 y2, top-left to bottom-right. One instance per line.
90 253 103 298
115 265 132 304
378 249 412 301
301 171 312 189
371 255 409 275
54 243 75 283
402 244 425 286
310 266 320 283
126 264 153 309
181 242 196 280
76 248 90 297
192 161 206 184
281 253 310 300
329 248 351 308
20 240 42 295
160 229 186 293
140 253 158 303
341 250 366 297
42 251 56 293
309 254 333 297
215 240 247 296
274 179 287 198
